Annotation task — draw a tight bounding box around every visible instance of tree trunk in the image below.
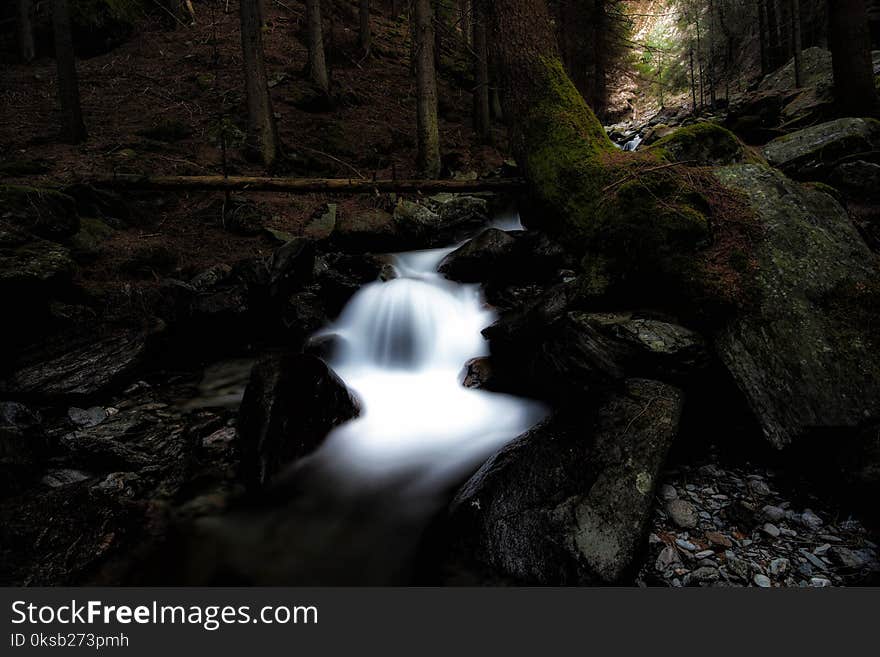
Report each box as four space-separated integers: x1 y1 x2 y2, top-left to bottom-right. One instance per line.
790 0 802 87
305 0 330 94
17 0 35 63
51 0 86 143
758 0 768 75
240 0 280 167
414 0 441 177
828 0 879 116
473 0 491 142
359 0 371 57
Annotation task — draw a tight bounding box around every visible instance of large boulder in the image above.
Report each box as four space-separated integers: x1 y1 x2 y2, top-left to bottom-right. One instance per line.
444 379 683 584
713 164 880 448
763 117 880 180
650 122 757 167
237 353 360 490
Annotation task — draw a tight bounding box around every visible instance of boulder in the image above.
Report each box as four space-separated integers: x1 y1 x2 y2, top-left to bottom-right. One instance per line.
650 123 757 167
267 238 315 300
829 160 880 201
758 47 834 93
438 228 517 283
237 353 360 490
763 117 880 180
0 186 79 242
713 164 880 448
445 379 683 584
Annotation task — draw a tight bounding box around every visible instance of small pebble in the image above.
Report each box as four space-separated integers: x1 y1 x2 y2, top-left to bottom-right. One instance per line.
762 523 781 538
753 574 771 587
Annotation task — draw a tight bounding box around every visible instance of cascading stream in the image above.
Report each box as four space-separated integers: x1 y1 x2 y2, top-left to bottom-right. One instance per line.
309 210 547 495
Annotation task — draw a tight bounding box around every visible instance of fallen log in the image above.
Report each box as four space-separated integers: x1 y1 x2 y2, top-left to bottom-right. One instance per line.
87 174 525 194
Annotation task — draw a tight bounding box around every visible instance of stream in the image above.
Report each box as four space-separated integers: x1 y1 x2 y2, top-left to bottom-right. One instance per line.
201 209 547 584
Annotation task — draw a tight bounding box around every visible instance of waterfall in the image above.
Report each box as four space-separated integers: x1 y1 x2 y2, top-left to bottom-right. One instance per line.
309 212 546 494
623 134 643 151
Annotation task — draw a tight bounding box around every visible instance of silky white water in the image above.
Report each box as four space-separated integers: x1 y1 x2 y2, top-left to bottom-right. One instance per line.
309 211 546 495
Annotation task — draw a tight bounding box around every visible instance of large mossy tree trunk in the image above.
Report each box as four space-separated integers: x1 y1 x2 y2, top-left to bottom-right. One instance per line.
305 0 330 94
483 0 726 309
51 0 87 143
828 0 879 117
414 0 441 177
240 0 280 167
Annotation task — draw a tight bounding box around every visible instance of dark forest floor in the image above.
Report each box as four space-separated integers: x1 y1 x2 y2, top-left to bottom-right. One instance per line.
0 3 506 299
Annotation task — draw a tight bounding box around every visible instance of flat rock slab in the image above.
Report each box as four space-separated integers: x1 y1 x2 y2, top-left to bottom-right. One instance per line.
2 321 164 402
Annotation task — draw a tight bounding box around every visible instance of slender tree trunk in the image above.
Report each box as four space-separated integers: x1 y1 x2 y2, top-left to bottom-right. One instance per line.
707 0 716 108
766 0 780 69
473 0 491 142
240 0 279 167
51 0 86 143
758 0 768 75
689 48 697 111
17 0 35 63
828 0 879 116
790 0 802 86
359 0 371 56
305 0 330 94
414 0 441 177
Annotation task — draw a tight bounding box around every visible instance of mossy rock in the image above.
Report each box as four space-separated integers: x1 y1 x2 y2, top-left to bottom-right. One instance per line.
649 123 760 167
0 185 79 242
71 217 115 257
0 228 74 291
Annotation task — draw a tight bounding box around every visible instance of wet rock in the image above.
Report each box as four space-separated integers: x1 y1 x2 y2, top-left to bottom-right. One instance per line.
446 379 683 584
460 357 493 389
761 505 786 523
666 499 698 529
763 118 880 180
2 320 164 402
438 228 516 283
800 509 824 531
714 164 880 449
314 252 384 317
237 353 360 490
810 576 832 587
